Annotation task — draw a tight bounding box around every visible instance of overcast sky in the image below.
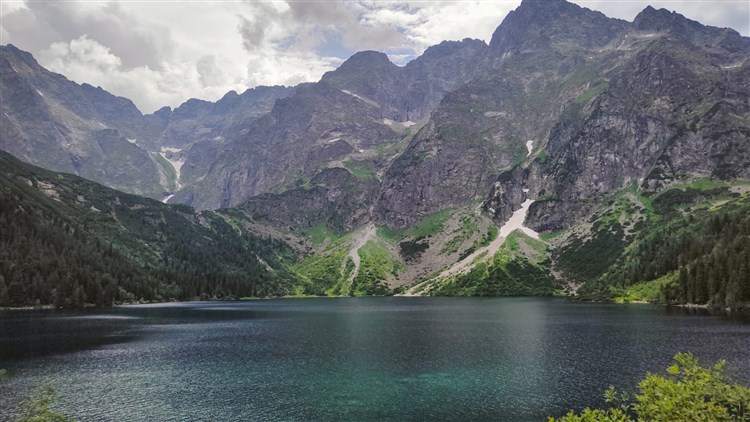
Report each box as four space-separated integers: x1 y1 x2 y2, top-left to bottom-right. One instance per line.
1 1 748 114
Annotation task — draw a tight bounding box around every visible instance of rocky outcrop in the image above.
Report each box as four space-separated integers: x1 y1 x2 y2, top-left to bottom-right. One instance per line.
375 0 631 228
241 167 378 232
321 41 488 123
488 0 628 56
0 44 294 200
177 81 399 210
372 0 750 233
0 44 164 197
181 38 490 211
2 0 749 241
483 9 750 231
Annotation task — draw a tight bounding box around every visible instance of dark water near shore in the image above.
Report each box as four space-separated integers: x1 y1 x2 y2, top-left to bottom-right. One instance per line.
1 297 749 421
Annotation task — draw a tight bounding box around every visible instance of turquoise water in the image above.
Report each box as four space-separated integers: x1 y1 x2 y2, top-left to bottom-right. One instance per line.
1 297 749 421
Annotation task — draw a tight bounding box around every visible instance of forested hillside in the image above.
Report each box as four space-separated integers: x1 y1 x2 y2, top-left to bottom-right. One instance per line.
560 182 750 310
0 152 299 308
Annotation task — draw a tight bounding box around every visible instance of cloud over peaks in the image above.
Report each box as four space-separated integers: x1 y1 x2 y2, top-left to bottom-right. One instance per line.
1 0 747 113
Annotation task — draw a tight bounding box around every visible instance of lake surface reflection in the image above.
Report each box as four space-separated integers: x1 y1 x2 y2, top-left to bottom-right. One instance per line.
2 297 749 421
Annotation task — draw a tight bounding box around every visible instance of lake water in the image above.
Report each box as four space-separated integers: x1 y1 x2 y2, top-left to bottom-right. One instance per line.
1 297 749 421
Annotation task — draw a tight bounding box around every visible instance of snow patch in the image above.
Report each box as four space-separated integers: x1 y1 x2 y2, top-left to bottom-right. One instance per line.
616 34 629 50
35 89 44 97
327 138 341 144
498 199 535 238
341 89 379 107
96 121 107 128
127 138 137 144
159 152 185 180
158 146 186 193
383 118 416 127
523 188 530 193
526 140 534 156
721 62 744 69
161 194 174 204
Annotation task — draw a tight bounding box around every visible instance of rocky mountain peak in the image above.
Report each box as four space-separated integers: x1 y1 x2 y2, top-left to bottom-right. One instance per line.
151 105 172 117
633 6 698 32
3 43 36 62
418 39 487 61
1 44 44 75
634 5 749 53
220 90 240 101
489 0 626 53
330 50 397 74
172 98 212 117
632 5 720 43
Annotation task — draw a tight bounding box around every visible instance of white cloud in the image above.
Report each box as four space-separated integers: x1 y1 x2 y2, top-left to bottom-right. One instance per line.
196 55 226 88
1 0 747 114
361 7 420 28
403 1 515 51
244 50 344 88
41 35 121 72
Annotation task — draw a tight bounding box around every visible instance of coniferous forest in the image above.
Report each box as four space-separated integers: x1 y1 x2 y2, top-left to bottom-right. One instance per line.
0 151 299 308
574 188 750 311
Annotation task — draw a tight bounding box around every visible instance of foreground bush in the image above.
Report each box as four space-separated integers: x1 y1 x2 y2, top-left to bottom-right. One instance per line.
16 382 76 422
551 353 750 421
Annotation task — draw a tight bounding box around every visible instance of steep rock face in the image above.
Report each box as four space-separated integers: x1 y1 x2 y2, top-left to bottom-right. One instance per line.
151 85 296 194
632 6 748 53
375 0 629 228
375 77 531 228
401 39 488 120
0 46 147 134
321 41 488 122
0 43 295 201
183 39 489 211
483 11 750 231
0 44 164 197
489 0 628 55
321 51 404 120
241 167 378 233
178 81 399 209
377 0 750 234
150 85 295 152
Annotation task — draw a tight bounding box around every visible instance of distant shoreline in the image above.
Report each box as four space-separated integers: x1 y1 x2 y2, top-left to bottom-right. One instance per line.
2 296 747 316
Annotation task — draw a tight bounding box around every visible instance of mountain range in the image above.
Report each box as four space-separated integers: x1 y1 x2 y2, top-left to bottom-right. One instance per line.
1 0 749 309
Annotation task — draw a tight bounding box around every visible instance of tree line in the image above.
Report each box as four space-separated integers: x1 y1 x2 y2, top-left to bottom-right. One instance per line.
582 194 750 310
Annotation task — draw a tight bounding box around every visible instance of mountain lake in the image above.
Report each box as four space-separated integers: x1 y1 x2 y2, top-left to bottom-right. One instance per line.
1 297 749 421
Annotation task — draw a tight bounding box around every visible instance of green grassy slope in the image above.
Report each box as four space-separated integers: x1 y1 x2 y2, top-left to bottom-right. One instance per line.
429 230 555 297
